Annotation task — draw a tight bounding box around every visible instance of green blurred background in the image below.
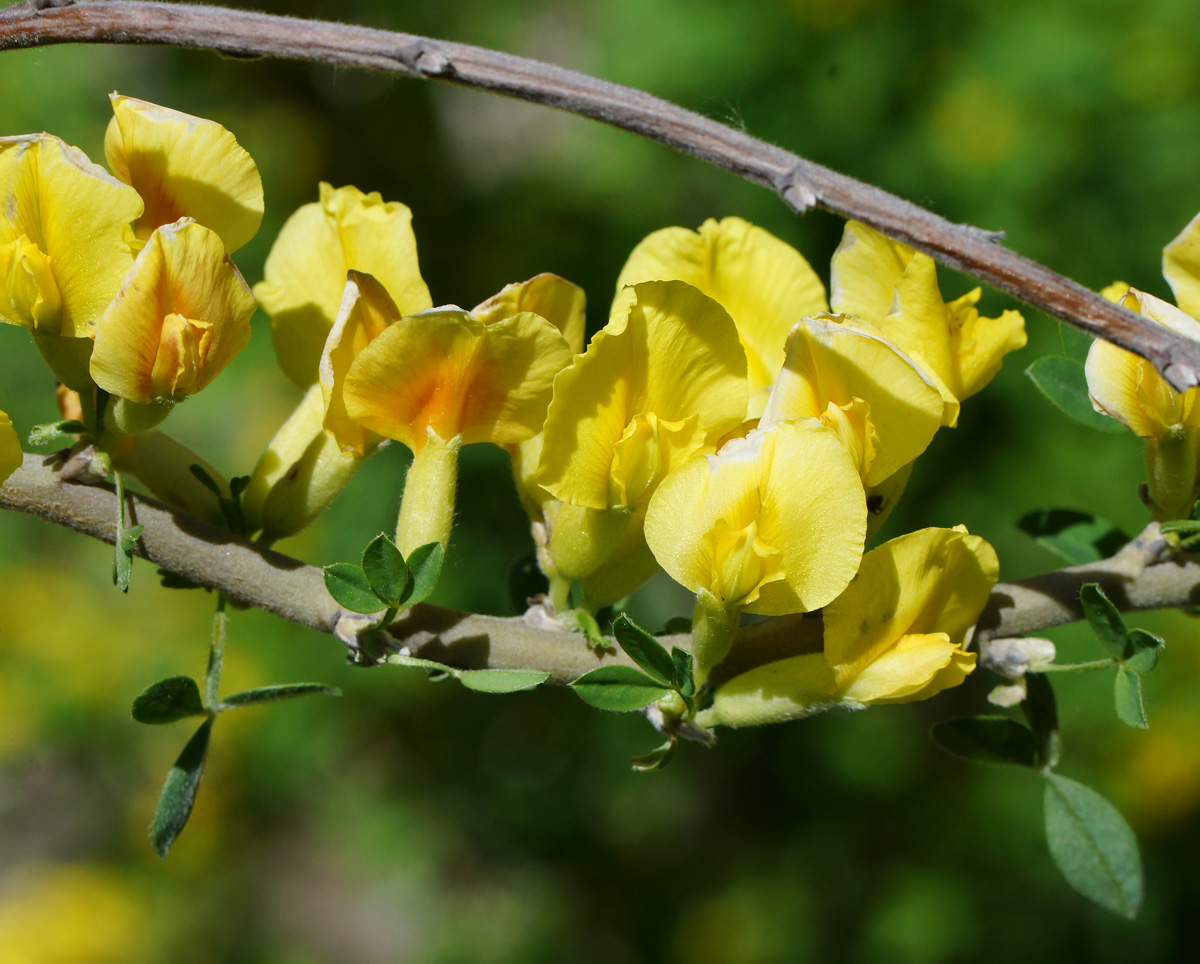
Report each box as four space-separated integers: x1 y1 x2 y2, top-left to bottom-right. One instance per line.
2 0 1200 960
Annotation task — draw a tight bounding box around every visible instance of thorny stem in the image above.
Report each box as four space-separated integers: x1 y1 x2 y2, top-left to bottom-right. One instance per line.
3 453 1200 684
1 0 1200 389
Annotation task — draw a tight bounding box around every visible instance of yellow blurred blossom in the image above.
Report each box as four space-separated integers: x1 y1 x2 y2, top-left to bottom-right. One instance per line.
0 409 20 485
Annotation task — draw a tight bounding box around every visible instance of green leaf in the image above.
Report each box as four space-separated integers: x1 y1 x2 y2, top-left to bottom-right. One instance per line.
1025 356 1125 433
1016 509 1129 565
573 608 605 647
27 419 86 447
150 719 212 858
221 683 341 709
1123 628 1163 674
631 737 677 772
1022 672 1062 769
362 533 409 606
387 654 454 673
929 716 1037 767
131 676 206 724
661 616 693 635
114 523 144 593
612 614 676 686
1080 583 1127 657
572 665 671 712
671 647 695 698
404 541 443 606
458 669 550 693
1043 773 1143 918
323 563 384 614
1113 669 1148 729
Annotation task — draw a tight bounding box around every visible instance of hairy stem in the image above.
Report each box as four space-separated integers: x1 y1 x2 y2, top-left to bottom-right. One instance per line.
1 0 1199 389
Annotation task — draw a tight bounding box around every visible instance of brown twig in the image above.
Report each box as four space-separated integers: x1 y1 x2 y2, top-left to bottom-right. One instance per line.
2 0 1200 389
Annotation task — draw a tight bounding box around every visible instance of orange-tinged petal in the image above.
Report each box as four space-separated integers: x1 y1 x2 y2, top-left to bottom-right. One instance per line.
0 134 142 337
617 217 827 415
645 419 866 615
760 314 944 485
105 93 263 253
473 273 586 355
538 280 748 510
90 219 255 403
0 410 21 485
319 271 400 455
255 183 433 387
343 308 572 452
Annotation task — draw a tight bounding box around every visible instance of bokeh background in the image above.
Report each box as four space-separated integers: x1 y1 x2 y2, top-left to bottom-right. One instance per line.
2 0 1200 960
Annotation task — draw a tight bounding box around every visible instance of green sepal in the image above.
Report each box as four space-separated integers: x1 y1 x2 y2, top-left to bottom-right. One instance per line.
221 683 341 709
27 419 86 447
1123 628 1163 674
150 718 212 859
131 676 206 725
1079 583 1127 657
1113 669 1148 729
572 665 671 712
929 716 1037 767
323 563 385 614
612 613 675 686
1022 673 1061 769
1016 509 1128 565
457 669 550 693
362 533 410 607
1025 357 1125 433
1043 772 1143 919
631 736 677 772
404 541 444 607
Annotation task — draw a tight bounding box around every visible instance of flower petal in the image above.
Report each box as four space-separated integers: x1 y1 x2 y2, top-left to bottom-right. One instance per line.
1164 209 1200 319
90 219 255 403
255 184 432 387
105 93 263 253
838 632 970 704
0 134 142 337
473 273 586 355
704 653 839 727
0 409 22 485
616 217 827 415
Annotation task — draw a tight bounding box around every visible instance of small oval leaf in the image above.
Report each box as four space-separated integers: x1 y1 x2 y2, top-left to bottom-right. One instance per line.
362 533 409 606
1123 628 1162 674
572 665 671 712
1044 773 1143 918
930 716 1038 767
323 563 385 614
1025 357 1125 433
612 614 676 685
221 683 341 709
151 719 213 858
1080 583 1127 657
1113 669 1148 729
404 541 444 606
132 676 206 724
458 670 550 693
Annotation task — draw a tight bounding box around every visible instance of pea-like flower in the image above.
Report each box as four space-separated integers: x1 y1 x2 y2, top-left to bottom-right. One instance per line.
1086 285 1200 520
254 183 433 388
104 93 263 254
616 217 827 417
0 409 21 485
702 526 996 726
830 220 1026 425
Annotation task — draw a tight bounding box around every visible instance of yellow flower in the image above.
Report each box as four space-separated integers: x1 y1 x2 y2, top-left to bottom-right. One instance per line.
254 183 433 388
616 217 827 417
473 272 586 354
1086 286 1200 519
535 280 749 605
104 92 263 254
0 133 142 339
89 219 255 413
829 220 1026 425
343 304 572 555
0 409 21 485
1164 210 1200 319
703 526 997 726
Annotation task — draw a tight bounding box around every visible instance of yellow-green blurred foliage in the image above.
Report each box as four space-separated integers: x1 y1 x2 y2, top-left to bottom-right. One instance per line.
2 0 1200 961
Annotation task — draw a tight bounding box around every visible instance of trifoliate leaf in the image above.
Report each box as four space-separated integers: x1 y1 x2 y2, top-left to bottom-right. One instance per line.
1016 508 1128 565
1025 357 1125 433
221 683 341 709
1113 669 1148 729
323 562 384 614
362 533 409 606
572 665 671 712
1043 773 1143 919
132 676 205 724
457 670 550 693
151 719 212 858
1080 583 1127 657
929 716 1037 767
1123 628 1163 674
612 613 675 686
